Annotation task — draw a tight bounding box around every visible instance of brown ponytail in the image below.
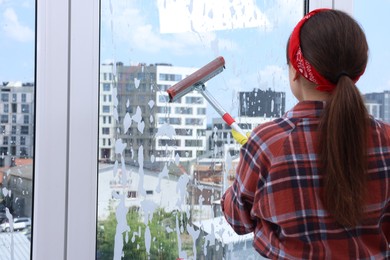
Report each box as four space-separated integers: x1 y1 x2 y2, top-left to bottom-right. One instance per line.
299 10 369 226
319 76 369 227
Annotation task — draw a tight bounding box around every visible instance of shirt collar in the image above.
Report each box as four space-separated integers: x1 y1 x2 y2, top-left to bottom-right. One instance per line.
284 100 326 119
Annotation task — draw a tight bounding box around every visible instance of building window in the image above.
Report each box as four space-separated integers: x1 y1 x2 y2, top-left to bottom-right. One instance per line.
0 147 8 155
185 118 203 126
102 105 110 113
1 93 9 102
175 107 193 115
3 136 8 145
102 128 110 135
12 93 17 102
127 191 137 198
103 83 111 91
21 126 29 135
158 139 180 146
159 73 182 81
3 104 9 113
185 140 203 147
21 104 29 113
157 106 171 114
24 115 29 124
20 147 28 157
176 129 192 136
185 96 203 104
20 136 26 145
1 115 8 124
22 93 27 102
197 107 206 115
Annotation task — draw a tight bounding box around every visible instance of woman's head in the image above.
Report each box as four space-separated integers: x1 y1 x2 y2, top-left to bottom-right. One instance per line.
287 9 368 93
288 9 370 227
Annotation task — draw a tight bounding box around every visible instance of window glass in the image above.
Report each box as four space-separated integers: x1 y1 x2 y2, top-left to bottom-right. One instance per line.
97 0 303 259
354 0 390 123
0 0 35 258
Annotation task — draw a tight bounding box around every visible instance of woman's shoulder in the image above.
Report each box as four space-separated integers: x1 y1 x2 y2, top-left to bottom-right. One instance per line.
369 117 390 144
252 117 299 137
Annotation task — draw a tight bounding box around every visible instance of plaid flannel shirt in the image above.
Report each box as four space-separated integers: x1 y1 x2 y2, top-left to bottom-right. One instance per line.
222 101 390 259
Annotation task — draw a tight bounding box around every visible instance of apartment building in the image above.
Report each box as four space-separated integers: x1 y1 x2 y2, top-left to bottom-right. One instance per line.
210 88 286 154
364 90 390 123
239 88 286 118
99 62 207 168
0 82 34 167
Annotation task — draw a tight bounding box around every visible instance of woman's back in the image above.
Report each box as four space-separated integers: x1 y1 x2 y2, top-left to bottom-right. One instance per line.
246 101 390 259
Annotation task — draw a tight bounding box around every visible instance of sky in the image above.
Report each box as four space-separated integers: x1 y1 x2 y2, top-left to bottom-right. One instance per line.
0 0 389 117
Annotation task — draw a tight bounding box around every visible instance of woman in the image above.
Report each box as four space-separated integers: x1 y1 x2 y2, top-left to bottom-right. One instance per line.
222 9 390 259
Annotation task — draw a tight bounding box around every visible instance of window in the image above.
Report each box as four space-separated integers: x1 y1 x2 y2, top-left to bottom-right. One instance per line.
24 115 29 124
102 127 110 135
22 93 27 102
197 107 206 115
1 93 9 102
1 115 8 123
103 83 111 91
95 1 390 259
22 104 29 113
185 140 203 147
21 126 29 135
4 104 9 113
175 107 193 114
185 118 204 126
102 105 110 113
185 96 204 104
3 136 8 145
20 136 26 145
159 73 182 81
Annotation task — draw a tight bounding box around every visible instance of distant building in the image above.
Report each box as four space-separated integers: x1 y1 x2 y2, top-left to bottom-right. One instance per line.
364 90 390 123
210 88 286 155
0 82 34 168
239 88 285 118
99 63 207 167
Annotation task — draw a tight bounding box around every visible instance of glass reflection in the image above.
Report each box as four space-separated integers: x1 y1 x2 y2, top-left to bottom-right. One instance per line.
0 0 35 259
98 0 303 259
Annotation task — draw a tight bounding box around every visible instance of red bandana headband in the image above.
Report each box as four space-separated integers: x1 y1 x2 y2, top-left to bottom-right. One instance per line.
288 8 361 92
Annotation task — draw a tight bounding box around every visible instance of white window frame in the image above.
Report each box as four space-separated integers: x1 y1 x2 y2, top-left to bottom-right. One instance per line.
33 0 99 259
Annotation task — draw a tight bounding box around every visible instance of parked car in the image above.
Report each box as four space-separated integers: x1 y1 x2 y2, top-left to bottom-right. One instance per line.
0 217 31 232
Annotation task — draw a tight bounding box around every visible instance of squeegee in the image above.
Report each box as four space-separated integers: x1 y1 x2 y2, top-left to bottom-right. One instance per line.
166 56 247 138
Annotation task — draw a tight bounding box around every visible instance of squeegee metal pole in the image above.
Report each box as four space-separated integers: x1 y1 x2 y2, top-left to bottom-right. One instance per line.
199 86 247 137
199 87 227 117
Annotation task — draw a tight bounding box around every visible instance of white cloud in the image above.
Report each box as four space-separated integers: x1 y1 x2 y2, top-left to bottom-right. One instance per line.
2 7 34 42
266 0 304 26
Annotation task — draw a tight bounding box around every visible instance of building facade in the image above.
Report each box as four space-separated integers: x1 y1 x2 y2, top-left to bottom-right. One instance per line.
99 63 207 168
364 90 390 123
210 88 286 155
239 88 286 118
0 82 34 167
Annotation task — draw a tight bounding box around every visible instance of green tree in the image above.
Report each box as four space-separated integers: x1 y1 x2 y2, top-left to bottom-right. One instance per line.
97 207 180 259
